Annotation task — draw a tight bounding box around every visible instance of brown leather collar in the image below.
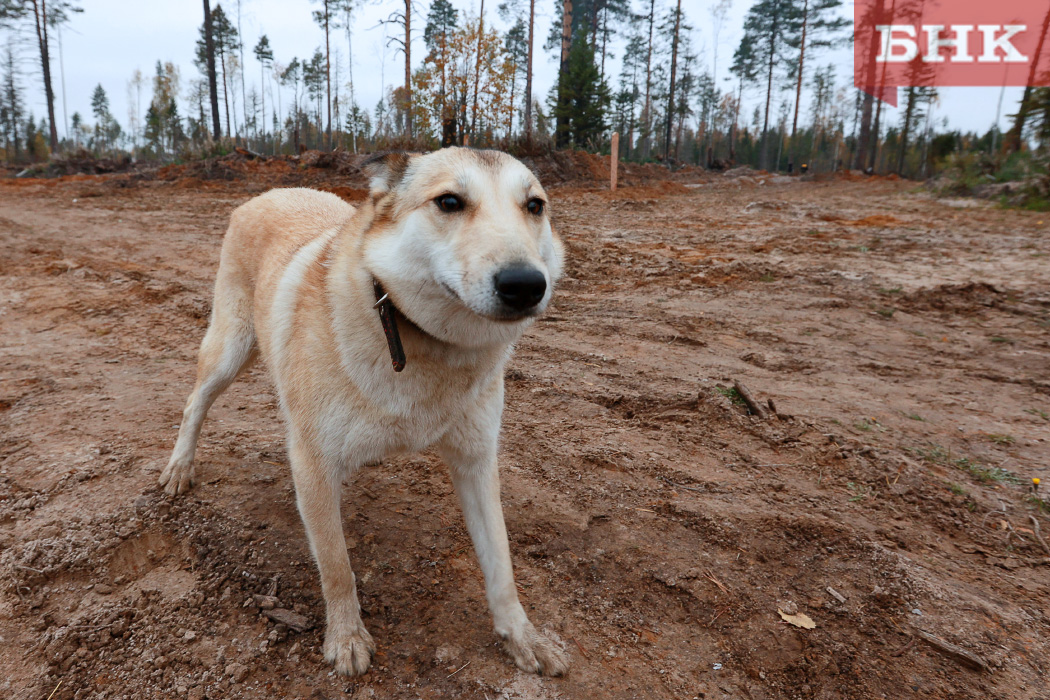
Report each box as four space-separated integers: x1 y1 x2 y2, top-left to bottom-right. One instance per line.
372 278 406 372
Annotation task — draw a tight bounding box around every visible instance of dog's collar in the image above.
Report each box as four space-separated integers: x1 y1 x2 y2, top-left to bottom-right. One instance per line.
372 278 407 372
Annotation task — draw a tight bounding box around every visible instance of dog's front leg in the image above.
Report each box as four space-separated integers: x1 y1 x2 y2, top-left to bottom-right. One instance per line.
437 393 569 676
289 438 375 676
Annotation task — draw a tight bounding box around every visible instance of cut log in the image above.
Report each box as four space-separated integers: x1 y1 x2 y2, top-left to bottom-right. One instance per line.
733 380 769 419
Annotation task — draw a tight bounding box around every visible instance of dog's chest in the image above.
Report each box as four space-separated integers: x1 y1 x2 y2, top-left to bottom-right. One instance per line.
308 361 496 465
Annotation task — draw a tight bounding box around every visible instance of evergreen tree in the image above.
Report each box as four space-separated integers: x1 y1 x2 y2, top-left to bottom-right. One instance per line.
786 0 847 168
195 3 239 136
253 35 273 142
734 0 803 169
1 41 22 159
424 0 458 140
551 29 608 148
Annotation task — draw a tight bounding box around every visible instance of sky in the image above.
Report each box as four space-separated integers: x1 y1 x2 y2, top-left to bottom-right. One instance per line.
2 0 1025 143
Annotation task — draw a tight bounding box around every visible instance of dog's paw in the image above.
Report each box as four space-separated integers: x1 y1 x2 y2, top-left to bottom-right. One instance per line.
501 621 569 676
324 625 375 676
158 457 195 496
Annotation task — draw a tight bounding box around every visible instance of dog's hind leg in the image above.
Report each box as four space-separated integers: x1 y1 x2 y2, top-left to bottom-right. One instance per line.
159 283 256 496
290 439 375 676
437 384 570 677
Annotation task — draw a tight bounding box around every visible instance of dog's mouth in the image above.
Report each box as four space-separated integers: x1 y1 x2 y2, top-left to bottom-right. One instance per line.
440 281 540 323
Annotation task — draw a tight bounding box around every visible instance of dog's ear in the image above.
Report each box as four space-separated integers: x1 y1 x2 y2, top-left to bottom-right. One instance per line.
361 152 412 196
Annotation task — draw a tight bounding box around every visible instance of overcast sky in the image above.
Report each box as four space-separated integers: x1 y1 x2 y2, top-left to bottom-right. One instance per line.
2 0 1022 142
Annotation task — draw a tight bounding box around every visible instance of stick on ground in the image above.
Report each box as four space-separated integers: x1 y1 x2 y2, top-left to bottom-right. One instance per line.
733 380 769 419
1030 515 1050 556
914 629 989 672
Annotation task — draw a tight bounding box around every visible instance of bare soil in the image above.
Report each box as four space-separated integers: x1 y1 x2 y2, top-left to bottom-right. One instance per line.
1 168 1048 700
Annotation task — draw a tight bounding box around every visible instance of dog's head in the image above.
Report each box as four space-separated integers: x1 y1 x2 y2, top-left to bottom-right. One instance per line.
361 148 563 349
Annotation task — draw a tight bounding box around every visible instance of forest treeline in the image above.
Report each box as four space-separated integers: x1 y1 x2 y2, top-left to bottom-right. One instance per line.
2 0 1050 178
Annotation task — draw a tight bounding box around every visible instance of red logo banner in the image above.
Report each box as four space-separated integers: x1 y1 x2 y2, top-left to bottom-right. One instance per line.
854 0 1050 107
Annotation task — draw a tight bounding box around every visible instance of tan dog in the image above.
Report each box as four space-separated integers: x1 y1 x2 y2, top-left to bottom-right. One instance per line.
159 148 568 677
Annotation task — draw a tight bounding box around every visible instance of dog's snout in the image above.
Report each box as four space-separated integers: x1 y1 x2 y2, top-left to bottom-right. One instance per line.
494 265 547 311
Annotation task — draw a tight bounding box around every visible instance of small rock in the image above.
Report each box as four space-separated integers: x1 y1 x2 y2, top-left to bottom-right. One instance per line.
252 594 279 610
225 662 248 683
911 608 922 616
778 600 798 616
95 584 114 595
133 495 151 513
183 630 197 642
263 608 313 632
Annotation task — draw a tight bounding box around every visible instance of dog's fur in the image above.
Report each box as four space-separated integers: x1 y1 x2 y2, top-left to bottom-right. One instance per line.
159 148 568 676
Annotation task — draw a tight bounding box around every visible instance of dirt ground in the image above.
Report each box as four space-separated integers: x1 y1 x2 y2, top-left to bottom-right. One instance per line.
1 166 1049 700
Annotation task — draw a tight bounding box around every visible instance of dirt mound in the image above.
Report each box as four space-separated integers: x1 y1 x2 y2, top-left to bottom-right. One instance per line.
15 150 138 178
899 282 1006 313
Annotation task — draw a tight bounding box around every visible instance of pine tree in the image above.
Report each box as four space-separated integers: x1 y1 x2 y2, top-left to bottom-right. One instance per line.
734 0 802 169
201 0 221 139
0 0 82 154
551 29 609 148
311 0 333 148
195 3 240 137
425 0 458 142
1 41 23 159
253 35 273 143
786 0 847 169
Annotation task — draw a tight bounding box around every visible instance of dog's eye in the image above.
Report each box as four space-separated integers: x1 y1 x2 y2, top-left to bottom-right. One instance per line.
435 194 463 213
527 198 545 216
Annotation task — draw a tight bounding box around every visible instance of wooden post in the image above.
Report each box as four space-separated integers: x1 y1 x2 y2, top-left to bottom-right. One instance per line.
610 131 619 191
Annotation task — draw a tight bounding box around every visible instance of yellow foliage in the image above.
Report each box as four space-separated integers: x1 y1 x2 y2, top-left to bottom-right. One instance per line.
413 15 516 142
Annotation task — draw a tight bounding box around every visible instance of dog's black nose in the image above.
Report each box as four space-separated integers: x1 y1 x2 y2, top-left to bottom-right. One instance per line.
494 265 547 310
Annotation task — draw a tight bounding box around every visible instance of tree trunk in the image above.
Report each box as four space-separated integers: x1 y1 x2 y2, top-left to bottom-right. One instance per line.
854 0 886 169
220 44 231 136
237 0 247 142
896 87 915 175
789 0 808 169
556 0 573 146
260 60 266 144
642 0 654 158
404 0 412 138
1006 5 1050 152
347 7 357 152
30 0 59 153
869 95 883 171
664 0 682 163
203 0 222 139
471 0 485 137
600 6 609 84
524 0 534 138
760 3 779 170
324 0 331 149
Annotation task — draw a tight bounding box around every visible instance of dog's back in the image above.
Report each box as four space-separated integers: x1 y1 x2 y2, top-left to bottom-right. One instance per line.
217 187 354 312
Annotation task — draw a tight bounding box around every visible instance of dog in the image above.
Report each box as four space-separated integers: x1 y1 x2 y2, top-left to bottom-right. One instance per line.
159 147 568 677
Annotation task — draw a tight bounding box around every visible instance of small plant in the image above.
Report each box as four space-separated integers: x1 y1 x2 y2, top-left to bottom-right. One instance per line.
990 336 1014 344
1026 494 1050 514
987 434 1015 445
905 413 925 421
847 482 872 502
913 443 1022 484
855 245 870 253
876 307 896 319
879 286 904 295
854 418 882 432
948 482 968 496
759 274 776 283
715 386 747 408
1024 408 1049 421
